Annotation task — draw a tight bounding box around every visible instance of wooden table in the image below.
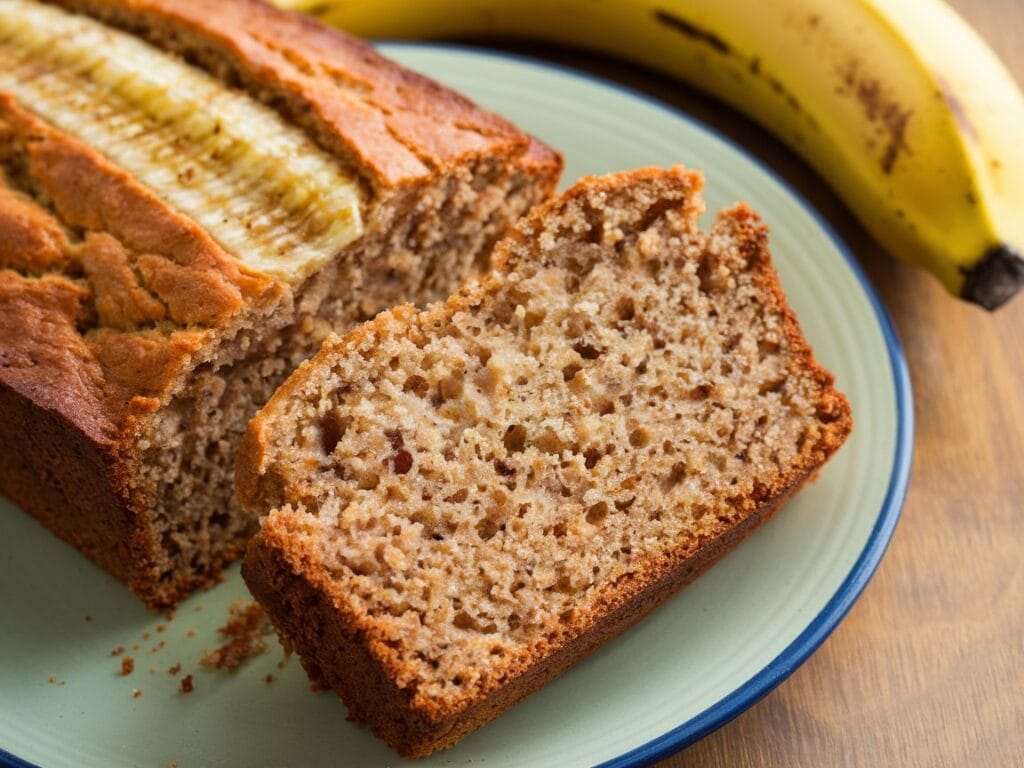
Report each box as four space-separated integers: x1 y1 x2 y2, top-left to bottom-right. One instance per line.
493 1 1024 764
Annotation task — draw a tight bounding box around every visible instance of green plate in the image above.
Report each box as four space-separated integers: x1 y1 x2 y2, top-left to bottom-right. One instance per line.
0 45 911 768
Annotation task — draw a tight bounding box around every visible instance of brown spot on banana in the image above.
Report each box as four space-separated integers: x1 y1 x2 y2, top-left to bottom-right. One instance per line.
652 11 731 54
879 114 911 174
961 246 1024 310
837 61 912 174
653 11 811 124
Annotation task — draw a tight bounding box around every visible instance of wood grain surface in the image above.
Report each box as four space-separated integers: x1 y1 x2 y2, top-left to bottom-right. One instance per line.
494 1 1024 765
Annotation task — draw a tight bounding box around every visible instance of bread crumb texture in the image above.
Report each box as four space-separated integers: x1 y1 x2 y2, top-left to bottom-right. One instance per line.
246 167 851 749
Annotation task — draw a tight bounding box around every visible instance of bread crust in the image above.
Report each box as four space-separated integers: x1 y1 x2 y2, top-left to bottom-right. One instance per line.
239 167 852 754
0 382 138 585
0 0 560 607
46 0 561 191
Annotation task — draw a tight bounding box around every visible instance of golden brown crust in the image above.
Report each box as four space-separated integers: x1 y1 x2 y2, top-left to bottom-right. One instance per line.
239 167 852 754
48 0 561 191
0 185 72 273
519 137 564 187
0 380 137 584
0 93 279 436
0 91 282 606
0 271 112 442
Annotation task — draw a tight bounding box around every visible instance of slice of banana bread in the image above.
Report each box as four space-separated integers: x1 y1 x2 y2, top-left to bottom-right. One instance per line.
238 167 852 756
0 0 559 608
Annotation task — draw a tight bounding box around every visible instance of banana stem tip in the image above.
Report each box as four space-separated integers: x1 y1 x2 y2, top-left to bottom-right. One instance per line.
961 245 1024 310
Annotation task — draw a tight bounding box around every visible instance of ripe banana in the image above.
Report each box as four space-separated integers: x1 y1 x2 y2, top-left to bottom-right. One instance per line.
0 0 363 282
278 0 1024 309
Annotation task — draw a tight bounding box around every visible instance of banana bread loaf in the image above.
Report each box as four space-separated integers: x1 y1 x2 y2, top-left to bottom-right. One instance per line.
0 0 560 608
238 167 852 756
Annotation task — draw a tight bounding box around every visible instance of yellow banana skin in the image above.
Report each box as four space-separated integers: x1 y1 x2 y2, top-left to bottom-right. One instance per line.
279 0 1024 309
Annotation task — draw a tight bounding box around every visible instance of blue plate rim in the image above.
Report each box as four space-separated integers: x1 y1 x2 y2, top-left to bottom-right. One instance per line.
0 42 913 768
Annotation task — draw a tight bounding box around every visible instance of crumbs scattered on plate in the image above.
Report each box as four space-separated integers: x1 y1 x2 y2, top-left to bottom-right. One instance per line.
98 599 280 703
199 600 272 672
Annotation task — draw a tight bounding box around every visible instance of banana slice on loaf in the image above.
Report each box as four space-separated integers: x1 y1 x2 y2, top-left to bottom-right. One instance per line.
0 0 560 608
238 167 852 757
0 0 362 280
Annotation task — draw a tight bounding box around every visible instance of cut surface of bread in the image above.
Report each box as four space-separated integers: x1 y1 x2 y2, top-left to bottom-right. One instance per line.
0 0 560 608
239 167 852 756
